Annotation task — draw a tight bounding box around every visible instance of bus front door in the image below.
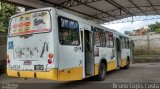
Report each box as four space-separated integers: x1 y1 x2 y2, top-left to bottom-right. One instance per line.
83 30 94 77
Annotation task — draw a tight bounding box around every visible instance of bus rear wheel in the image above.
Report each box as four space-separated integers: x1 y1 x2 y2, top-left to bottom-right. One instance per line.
124 58 130 69
96 63 106 81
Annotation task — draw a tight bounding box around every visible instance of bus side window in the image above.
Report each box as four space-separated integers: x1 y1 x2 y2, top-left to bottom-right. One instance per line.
127 38 129 49
121 37 124 48
109 32 114 48
124 37 127 48
105 31 109 47
58 17 80 46
93 30 100 47
124 37 129 49
123 37 125 48
100 31 106 47
126 38 128 49
113 37 115 48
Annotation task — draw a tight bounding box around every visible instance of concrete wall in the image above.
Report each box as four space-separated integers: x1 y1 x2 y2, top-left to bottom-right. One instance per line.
131 34 160 55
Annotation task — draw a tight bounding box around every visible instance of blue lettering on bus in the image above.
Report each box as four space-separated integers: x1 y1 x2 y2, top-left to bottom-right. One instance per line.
8 41 14 49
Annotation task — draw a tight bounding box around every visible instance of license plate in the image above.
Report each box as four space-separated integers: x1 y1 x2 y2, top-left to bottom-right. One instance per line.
34 65 44 70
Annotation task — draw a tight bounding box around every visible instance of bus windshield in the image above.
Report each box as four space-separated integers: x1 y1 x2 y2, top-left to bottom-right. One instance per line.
9 10 51 36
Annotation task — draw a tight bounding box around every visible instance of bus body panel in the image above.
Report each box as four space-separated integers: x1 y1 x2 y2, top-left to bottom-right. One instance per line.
121 49 130 67
94 47 117 71
56 15 84 80
7 8 59 80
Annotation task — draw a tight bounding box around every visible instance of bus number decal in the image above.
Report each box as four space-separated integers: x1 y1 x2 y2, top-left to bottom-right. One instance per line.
8 41 14 49
74 47 81 52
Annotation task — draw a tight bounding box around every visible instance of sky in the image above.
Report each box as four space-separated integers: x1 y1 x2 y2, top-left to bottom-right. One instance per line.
102 16 160 34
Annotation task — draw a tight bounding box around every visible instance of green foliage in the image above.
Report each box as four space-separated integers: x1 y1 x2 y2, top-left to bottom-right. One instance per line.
0 2 16 33
155 28 160 33
148 21 160 33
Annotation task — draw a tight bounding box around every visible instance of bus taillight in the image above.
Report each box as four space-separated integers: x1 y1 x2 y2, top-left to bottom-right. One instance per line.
48 53 53 64
48 59 52 64
48 53 54 59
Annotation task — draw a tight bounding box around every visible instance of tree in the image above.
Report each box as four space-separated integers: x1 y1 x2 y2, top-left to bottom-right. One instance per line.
0 1 16 33
155 28 160 33
148 22 160 32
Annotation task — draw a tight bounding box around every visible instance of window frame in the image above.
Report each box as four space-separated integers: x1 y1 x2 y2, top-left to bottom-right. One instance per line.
93 28 101 47
126 38 129 49
108 32 114 48
93 27 114 48
121 37 130 49
58 16 80 46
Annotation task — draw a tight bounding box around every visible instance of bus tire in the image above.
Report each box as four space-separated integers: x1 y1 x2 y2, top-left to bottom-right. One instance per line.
124 57 130 69
96 62 106 81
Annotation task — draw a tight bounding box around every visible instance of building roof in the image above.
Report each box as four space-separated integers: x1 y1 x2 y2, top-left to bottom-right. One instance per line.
6 0 160 24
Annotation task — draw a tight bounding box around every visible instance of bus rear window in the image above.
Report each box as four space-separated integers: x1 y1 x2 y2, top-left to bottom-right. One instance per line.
9 10 51 36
